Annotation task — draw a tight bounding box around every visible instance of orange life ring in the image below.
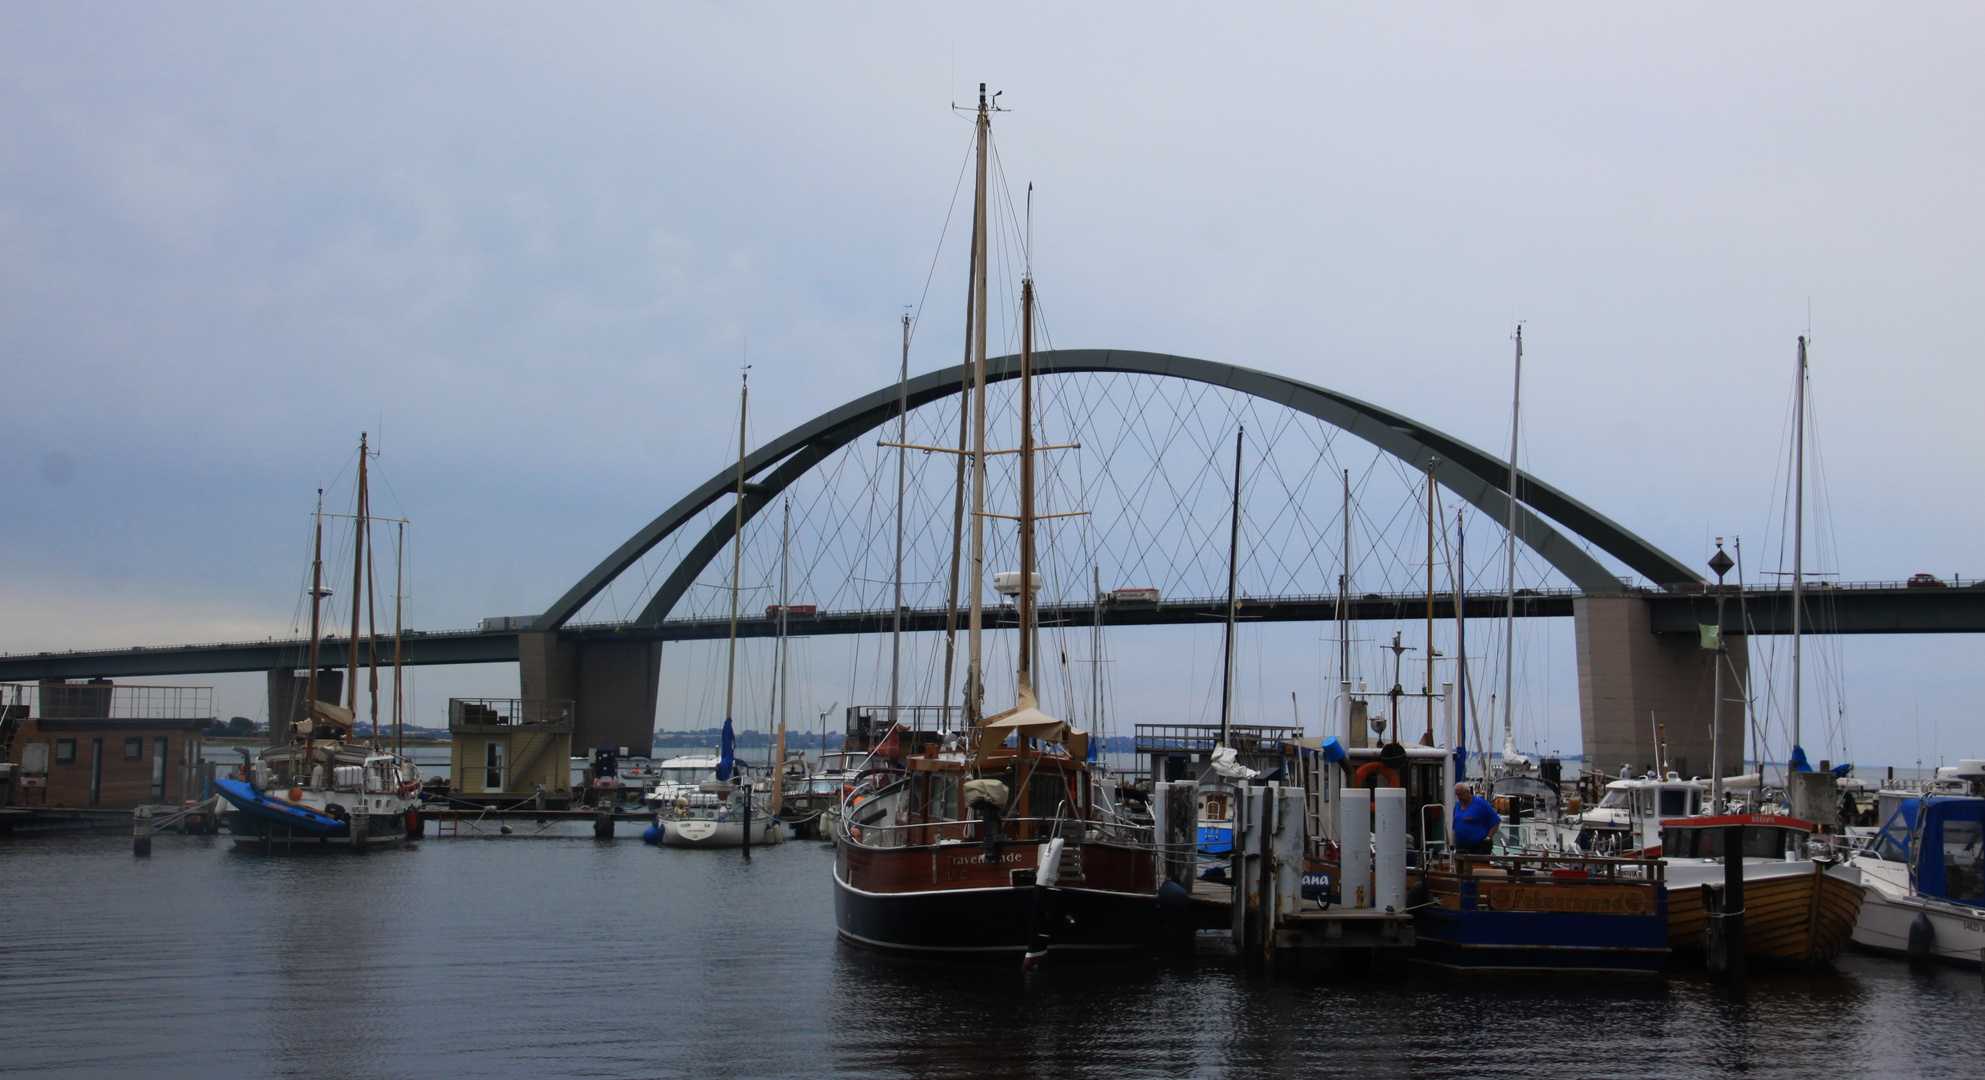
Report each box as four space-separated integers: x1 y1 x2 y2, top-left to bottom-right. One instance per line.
1352 761 1401 788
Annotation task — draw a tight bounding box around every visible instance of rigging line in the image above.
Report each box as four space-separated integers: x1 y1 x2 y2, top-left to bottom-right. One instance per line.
905 130 980 350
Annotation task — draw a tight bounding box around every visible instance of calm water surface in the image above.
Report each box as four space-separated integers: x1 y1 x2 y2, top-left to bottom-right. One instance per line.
2 825 1978 1079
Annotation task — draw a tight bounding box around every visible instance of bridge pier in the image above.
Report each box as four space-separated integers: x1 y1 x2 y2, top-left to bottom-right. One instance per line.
518 632 661 757
1574 595 1746 782
265 668 343 745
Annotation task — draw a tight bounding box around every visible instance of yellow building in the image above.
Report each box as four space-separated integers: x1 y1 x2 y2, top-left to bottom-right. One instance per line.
447 698 573 807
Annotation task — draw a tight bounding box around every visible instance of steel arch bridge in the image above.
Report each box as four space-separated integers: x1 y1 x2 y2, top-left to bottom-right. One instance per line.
541 348 1698 632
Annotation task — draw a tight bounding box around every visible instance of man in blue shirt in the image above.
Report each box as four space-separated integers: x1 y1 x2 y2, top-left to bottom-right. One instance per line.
1452 782 1501 856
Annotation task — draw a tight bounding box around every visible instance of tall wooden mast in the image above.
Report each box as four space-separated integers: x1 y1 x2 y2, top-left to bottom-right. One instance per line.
963 83 992 727
346 433 369 735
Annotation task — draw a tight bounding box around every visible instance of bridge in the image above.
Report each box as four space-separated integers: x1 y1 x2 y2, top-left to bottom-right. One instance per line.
9 349 1979 776
8 582 1981 680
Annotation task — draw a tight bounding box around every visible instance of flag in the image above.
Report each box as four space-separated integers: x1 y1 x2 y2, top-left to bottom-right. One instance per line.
716 718 736 782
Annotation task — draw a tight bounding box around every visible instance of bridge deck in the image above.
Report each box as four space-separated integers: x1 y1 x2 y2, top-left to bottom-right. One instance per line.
3 583 1980 681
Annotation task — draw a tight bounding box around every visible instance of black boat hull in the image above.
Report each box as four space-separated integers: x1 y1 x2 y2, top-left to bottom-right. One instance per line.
832 866 1158 959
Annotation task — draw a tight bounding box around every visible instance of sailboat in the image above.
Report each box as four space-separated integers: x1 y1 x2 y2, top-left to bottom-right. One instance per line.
217 435 423 849
832 87 1159 964
655 374 784 849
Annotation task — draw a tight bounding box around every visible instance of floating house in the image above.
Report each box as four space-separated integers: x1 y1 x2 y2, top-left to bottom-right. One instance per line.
3 681 214 808
446 697 574 807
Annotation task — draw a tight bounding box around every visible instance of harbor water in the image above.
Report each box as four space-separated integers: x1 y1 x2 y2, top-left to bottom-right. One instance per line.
2 826 1979 1079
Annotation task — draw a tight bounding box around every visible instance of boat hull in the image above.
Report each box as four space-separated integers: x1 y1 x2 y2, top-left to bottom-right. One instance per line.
1850 857 1985 966
833 839 1158 960
1666 862 1862 963
1414 872 1669 975
215 777 415 849
658 816 784 848
833 866 1157 959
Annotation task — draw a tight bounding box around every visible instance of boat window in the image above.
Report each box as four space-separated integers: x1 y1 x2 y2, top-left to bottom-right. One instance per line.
1635 789 1655 817
1659 789 1689 817
124 737 143 762
1597 788 1630 809
151 737 169 801
1943 820 1984 903
55 739 75 765
1672 826 1796 859
927 773 960 822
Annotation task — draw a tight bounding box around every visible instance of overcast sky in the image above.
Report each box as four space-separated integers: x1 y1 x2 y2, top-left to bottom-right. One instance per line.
3 4 1980 767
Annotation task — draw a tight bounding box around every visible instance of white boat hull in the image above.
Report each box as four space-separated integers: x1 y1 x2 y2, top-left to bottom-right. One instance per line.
1851 855 1985 966
659 816 785 848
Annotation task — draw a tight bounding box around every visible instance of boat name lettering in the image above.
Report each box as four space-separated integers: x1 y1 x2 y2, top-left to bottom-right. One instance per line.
1485 884 1649 915
948 853 1024 866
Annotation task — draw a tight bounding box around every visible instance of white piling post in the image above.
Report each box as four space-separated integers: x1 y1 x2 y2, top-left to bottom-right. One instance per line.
1272 786 1303 928
1373 787 1407 913
1339 787 1372 909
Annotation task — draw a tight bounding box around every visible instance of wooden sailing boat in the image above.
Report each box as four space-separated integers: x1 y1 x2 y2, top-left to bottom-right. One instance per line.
832 87 1159 963
216 434 423 849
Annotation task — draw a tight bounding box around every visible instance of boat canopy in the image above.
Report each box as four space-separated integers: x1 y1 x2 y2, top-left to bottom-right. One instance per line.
1879 796 1985 904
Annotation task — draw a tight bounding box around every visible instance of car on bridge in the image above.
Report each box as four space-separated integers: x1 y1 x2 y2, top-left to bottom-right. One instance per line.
1908 573 1947 589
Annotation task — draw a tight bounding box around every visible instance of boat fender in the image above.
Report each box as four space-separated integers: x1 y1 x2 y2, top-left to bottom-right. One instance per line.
325 803 349 823
1157 879 1192 921
404 809 420 834
1908 911 1937 959
1352 761 1401 789
642 824 663 844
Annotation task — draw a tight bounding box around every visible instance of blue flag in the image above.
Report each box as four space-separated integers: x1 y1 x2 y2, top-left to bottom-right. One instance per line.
716 718 736 782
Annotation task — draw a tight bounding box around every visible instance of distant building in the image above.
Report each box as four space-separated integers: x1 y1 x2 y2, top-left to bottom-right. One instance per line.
4 681 214 808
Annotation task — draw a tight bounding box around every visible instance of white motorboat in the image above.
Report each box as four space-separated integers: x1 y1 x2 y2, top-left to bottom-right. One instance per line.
1848 769 1985 966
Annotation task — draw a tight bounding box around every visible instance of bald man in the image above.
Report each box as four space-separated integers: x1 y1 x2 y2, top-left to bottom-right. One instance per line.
1453 782 1501 856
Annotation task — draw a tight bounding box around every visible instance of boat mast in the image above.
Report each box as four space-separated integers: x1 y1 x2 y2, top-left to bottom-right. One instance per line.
1502 327 1522 763
1454 510 1471 773
724 374 748 747
1339 467 1350 692
773 497 790 821
891 314 909 732
1091 565 1102 734
365 499 380 747
964 83 991 729
1424 458 1437 744
305 489 324 761
347 433 369 739
1219 426 1243 747
1015 259 1038 707
941 265 976 735
1791 335 1807 761
392 522 405 756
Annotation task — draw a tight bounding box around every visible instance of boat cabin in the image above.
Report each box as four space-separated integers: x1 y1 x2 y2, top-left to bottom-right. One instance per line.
845 745 1092 850
1660 813 1815 861
1572 776 1708 851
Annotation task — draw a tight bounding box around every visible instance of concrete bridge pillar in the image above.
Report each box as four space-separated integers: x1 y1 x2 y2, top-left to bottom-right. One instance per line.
1574 595 1747 782
518 631 661 757
266 668 343 746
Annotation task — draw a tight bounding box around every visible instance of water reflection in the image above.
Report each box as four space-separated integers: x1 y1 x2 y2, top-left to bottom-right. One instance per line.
0 830 1979 1079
